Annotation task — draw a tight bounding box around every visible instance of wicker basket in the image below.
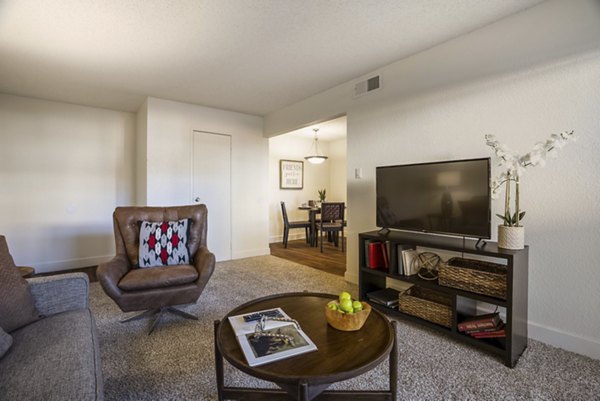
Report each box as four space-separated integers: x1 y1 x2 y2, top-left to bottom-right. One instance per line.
398 286 452 328
438 257 507 300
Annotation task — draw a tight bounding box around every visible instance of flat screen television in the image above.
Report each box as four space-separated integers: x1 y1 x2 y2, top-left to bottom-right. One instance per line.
376 158 491 239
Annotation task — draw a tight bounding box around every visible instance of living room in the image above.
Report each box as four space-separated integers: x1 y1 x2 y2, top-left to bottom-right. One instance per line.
1 1 599 400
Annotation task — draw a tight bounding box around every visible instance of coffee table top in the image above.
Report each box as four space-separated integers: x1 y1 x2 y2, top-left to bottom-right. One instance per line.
216 292 394 386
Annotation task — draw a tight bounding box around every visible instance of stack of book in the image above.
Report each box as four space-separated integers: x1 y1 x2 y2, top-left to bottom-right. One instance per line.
457 313 506 339
400 248 419 276
366 287 400 308
364 240 390 271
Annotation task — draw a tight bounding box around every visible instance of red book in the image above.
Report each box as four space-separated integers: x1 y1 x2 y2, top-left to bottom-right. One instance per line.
380 242 389 268
368 242 384 269
457 313 501 332
471 330 506 339
465 323 505 334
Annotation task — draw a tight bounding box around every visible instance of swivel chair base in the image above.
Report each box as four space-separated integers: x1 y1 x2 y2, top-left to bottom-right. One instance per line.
121 306 198 335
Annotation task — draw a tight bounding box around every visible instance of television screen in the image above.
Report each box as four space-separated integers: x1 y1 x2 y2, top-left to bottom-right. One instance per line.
376 158 491 239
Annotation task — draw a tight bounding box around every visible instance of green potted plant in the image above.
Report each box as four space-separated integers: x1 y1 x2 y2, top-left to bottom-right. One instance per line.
317 189 327 204
485 130 575 249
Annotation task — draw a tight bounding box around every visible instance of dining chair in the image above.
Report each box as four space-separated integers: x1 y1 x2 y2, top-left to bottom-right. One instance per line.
319 202 345 253
280 201 311 248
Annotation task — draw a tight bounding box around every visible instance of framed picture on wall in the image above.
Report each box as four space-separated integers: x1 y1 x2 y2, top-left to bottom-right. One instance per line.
280 160 304 189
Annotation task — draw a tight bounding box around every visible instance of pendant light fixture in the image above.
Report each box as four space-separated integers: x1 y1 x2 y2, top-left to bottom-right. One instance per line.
304 128 328 164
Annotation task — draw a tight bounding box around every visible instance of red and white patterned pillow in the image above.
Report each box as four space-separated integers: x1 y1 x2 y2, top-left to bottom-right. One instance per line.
138 219 190 268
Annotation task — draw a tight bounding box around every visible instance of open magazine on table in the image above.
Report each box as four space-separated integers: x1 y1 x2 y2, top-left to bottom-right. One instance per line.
227 307 317 367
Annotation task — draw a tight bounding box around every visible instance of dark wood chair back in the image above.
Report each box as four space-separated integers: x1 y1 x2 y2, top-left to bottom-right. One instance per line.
320 202 345 222
319 202 345 252
280 201 290 228
280 201 310 247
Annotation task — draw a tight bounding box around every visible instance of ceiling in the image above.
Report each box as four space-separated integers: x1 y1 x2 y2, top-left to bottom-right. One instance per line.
284 115 347 142
0 0 545 116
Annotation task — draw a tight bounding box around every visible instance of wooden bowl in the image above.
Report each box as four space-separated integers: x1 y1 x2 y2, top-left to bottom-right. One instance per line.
325 301 372 331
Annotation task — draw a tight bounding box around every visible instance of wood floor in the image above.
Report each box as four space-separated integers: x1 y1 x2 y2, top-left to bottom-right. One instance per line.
269 237 346 277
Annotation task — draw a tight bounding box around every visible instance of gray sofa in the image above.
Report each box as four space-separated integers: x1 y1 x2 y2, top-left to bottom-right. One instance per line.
0 273 103 401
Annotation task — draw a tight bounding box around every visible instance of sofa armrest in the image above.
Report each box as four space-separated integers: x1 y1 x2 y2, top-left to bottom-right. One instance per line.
27 273 89 316
193 246 216 289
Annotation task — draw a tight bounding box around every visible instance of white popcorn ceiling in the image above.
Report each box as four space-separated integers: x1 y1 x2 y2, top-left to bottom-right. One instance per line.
0 0 544 115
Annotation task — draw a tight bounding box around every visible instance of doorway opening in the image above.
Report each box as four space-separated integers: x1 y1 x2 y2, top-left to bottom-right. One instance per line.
267 115 347 275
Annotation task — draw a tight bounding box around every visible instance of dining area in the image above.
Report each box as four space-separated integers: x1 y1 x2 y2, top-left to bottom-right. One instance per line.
271 199 347 277
271 176 348 277
297 201 345 250
280 199 346 252
268 116 347 275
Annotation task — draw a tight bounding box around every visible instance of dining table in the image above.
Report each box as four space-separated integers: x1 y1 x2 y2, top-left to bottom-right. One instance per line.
298 205 320 247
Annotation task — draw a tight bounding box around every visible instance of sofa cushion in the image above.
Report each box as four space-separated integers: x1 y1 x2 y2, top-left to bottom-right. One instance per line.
118 264 199 291
0 309 103 401
0 326 12 359
0 236 40 332
138 219 191 268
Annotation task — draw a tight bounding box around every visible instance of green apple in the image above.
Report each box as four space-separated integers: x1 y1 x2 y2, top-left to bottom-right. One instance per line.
339 291 352 302
328 302 338 311
352 300 363 311
339 298 354 313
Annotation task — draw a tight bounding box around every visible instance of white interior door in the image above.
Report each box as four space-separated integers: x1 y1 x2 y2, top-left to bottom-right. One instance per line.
192 131 231 261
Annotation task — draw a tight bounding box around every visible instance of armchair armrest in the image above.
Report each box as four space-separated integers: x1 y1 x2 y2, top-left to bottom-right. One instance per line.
97 254 130 300
27 273 89 316
193 246 216 289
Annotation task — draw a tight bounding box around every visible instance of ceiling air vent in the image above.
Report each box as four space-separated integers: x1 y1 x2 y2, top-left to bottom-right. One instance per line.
353 75 381 98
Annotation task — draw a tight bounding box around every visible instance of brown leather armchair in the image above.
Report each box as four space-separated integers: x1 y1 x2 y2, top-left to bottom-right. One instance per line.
97 205 216 333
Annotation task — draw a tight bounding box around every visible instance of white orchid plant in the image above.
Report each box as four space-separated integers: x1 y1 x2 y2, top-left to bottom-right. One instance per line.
485 130 575 227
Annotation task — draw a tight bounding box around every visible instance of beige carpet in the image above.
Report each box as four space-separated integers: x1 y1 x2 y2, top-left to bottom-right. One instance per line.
90 255 600 401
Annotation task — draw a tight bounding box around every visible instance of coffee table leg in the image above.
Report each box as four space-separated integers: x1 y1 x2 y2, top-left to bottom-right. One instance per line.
214 320 224 401
298 380 309 401
390 321 398 401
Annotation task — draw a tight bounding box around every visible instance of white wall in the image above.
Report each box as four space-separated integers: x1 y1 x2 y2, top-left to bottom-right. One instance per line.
0 93 136 272
135 99 148 205
345 51 600 359
268 135 347 243
265 0 600 138
328 138 347 202
263 0 600 359
143 97 269 259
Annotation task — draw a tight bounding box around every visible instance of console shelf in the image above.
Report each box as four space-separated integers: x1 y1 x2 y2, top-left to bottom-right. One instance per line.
358 230 528 367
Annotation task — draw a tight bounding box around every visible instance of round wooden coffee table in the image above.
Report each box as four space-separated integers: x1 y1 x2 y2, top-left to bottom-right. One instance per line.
214 292 397 401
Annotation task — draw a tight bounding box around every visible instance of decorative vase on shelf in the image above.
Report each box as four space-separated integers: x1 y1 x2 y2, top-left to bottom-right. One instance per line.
497 225 525 250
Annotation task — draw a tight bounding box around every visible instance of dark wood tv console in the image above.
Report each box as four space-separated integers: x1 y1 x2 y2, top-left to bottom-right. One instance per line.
358 230 528 368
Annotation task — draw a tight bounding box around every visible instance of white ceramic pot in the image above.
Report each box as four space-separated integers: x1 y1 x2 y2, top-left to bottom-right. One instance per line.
497 225 525 250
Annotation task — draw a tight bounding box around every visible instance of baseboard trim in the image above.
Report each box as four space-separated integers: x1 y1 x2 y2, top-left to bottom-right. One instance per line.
528 321 600 360
231 248 270 260
270 233 347 244
33 248 273 273
270 233 304 243
344 270 358 284
32 255 113 274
